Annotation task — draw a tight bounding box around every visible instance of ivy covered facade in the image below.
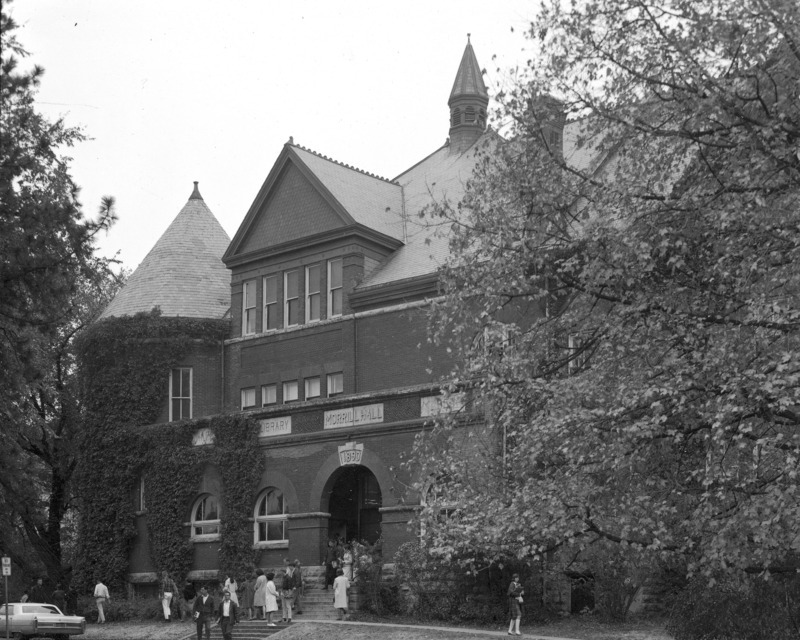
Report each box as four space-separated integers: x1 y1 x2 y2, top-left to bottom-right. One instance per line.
75 39 497 594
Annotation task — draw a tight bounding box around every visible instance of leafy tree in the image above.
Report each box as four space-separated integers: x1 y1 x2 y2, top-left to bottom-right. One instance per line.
417 0 799 583
1 2 120 586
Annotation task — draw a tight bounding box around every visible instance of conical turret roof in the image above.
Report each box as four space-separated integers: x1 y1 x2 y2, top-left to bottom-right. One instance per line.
448 36 488 104
100 183 231 320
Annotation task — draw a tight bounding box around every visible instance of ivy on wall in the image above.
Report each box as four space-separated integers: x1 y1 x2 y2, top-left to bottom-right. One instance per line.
73 311 261 592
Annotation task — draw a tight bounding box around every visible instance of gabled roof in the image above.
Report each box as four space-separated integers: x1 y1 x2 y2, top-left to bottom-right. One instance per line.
100 183 231 320
358 131 499 289
224 143 404 264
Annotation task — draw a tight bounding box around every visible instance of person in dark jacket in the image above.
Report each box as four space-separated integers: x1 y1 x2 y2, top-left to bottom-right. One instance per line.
51 584 66 611
181 579 196 622
29 578 46 603
193 586 216 640
217 589 238 640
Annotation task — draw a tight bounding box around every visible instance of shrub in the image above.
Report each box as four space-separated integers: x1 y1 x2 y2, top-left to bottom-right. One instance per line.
667 574 800 640
76 594 163 622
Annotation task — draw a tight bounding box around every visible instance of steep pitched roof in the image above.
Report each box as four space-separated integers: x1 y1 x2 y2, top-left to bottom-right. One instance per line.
100 183 231 320
449 37 489 103
224 143 404 264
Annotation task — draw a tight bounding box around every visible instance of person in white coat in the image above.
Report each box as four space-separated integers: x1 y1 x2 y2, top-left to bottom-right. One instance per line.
265 572 279 626
332 568 349 620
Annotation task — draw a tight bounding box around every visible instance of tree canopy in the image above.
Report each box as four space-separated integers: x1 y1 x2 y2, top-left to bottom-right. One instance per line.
1 2 120 586
417 0 799 581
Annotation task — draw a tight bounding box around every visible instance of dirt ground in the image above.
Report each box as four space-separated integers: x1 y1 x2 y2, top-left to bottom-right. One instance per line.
74 617 672 640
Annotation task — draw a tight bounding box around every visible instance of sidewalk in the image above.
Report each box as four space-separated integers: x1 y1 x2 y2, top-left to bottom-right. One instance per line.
260 619 583 640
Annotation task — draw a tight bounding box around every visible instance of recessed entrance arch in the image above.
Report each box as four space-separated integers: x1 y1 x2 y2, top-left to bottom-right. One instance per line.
327 466 382 544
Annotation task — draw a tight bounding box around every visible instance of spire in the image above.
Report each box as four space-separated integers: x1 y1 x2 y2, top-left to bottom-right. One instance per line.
189 180 203 200
448 34 489 154
99 186 231 320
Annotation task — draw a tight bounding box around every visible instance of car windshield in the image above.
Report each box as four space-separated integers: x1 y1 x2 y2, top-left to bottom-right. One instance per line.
23 604 61 614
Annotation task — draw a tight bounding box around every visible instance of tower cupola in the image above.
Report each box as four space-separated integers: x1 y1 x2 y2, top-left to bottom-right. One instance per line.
448 35 489 154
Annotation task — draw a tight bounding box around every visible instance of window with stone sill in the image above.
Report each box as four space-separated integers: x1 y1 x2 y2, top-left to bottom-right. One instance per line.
190 493 221 541
253 487 288 546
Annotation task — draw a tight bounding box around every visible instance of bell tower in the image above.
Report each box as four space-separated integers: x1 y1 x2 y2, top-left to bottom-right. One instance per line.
448 35 489 154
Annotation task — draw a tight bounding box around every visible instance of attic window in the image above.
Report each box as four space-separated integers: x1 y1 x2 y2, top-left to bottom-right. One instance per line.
465 107 476 123
451 108 461 127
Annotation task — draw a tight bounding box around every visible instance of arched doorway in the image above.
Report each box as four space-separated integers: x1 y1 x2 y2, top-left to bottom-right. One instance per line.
327 466 382 544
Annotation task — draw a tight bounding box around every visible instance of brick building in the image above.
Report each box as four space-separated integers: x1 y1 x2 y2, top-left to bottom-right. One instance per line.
99 38 497 586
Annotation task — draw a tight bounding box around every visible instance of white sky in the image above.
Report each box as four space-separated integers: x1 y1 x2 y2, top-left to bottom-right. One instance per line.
9 0 536 271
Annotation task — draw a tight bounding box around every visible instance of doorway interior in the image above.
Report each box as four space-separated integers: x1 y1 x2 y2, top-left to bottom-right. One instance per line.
327 466 382 544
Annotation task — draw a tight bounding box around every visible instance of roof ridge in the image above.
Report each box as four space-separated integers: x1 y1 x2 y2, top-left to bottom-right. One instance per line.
290 141 399 185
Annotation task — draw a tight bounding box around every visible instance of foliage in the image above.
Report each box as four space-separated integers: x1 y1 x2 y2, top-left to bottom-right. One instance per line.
391 542 542 623
76 593 163 623
350 538 386 613
667 573 800 640
0 1 121 588
415 0 800 585
72 312 261 594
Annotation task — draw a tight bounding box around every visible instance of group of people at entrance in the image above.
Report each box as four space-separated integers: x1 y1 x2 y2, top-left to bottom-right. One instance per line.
249 558 304 626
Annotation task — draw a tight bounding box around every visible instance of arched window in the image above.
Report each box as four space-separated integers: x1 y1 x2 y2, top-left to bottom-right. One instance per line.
254 488 288 545
465 106 476 123
451 108 461 127
191 494 220 539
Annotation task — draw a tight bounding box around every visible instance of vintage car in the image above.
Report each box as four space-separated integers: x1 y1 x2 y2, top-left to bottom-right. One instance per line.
0 602 86 640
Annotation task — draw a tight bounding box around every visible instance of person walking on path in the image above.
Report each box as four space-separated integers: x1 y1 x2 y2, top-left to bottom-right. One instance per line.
253 569 267 620
159 570 178 622
181 579 197 622
264 572 279 627
193 585 215 640
217 588 238 640
223 575 239 620
93 578 110 624
507 573 524 636
333 568 349 620
51 583 66 611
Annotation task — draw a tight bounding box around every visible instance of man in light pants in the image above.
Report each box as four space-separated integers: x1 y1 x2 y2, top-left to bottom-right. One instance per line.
159 571 177 622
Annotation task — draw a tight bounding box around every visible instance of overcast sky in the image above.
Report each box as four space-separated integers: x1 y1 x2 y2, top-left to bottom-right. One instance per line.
10 0 535 271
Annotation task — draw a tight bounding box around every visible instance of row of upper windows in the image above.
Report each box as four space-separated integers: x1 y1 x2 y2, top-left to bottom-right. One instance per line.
170 367 346 422
241 372 343 409
136 481 288 544
242 258 343 336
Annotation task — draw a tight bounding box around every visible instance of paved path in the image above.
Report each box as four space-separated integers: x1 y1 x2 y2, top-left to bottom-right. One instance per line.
172 619 583 640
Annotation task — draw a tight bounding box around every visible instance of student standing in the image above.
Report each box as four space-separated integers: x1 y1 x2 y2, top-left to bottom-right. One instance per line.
333 568 349 620
159 571 177 622
51 583 66 611
264 572 279 627
507 573 524 636
93 578 110 624
253 569 267 619
181 579 197 622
